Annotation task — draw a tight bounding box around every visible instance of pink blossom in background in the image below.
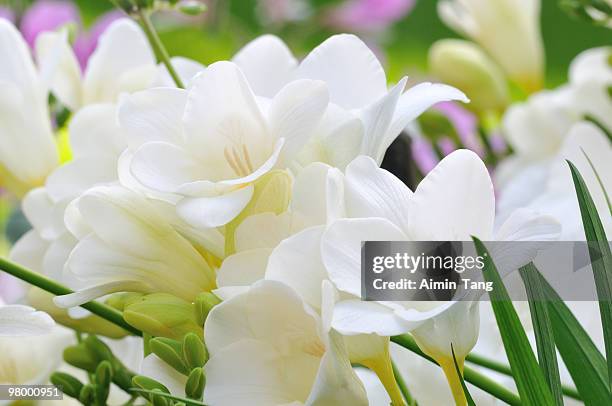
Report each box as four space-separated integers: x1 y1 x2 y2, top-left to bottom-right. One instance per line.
327 0 415 31
411 137 438 174
19 0 79 47
433 101 484 156
437 137 456 156
0 6 15 22
73 10 123 69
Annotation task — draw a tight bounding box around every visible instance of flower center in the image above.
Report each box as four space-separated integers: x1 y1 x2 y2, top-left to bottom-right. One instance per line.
224 145 255 177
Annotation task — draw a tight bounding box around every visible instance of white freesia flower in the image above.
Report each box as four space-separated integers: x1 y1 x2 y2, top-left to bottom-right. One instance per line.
53 185 216 308
438 0 544 93
0 20 58 196
204 280 368 405
120 61 329 228
236 34 468 166
36 18 156 110
497 47 611 218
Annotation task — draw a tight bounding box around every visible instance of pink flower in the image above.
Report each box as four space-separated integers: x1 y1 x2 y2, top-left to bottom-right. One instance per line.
19 0 79 47
327 0 415 31
73 10 123 69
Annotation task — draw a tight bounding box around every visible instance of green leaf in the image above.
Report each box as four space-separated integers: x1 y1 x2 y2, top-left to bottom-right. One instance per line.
534 267 612 405
568 159 612 390
519 263 564 405
581 148 612 215
472 237 555 405
451 345 476 406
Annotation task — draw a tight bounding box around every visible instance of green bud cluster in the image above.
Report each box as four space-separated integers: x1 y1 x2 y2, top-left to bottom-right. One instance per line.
559 0 612 26
61 335 135 395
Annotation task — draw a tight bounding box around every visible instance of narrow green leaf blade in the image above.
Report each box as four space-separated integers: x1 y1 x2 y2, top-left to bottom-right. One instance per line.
534 267 612 405
451 345 476 406
568 159 612 390
519 263 564 406
473 237 555 405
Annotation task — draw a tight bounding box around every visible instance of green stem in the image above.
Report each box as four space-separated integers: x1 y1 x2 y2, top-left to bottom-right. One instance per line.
0 257 141 336
391 335 520 406
392 359 417 405
137 9 184 89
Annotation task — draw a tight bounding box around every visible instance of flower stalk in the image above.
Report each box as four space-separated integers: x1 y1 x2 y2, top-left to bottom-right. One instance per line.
136 9 184 89
0 256 141 336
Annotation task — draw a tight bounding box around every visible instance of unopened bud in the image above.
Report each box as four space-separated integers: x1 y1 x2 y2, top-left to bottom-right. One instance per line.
63 343 97 372
150 337 189 375
185 367 205 399
123 293 201 340
183 333 208 369
194 292 222 325
429 39 509 114
95 360 113 403
50 372 83 399
79 384 95 405
178 0 207 15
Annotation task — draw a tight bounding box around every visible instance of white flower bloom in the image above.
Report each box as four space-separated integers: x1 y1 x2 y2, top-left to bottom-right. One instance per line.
204 280 368 406
54 185 216 308
496 47 611 219
438 0 544 93
0 20 58 196
36 18 157 110
121 61 329 228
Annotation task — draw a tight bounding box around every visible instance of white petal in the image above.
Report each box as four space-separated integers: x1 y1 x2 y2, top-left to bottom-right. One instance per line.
22 187 65 240
0 305 55 336
344 155 413 231
217 248 271 287
266 226 328 310
54 280 149 308
495 208 561 242
269 79 329 161
205 280 319 354
83 19 155 104
306 330 368 405
130 142 203 194
379 82 468 161
359 77 407 159
46 156 118 202
409 149 494 240
234 212 295 251
332 300 413 336
232 34 297 97
9 230 48 273
0 20 43 98
291 162 332 226
140 354 188 396
204 340 305 406
177 185 254 228
296 34 387 109
322 218 407 296
68 103 125 158
35 30 82 110
118 87 187 150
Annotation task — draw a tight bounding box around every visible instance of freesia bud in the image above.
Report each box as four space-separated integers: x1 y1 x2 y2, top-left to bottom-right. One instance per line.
63 343 98 372
178 0 207 15
429 39 509 114
95 360 113 404
185 367 205 400
150 337 189 375
194 292 222 326
50 372 84 399
78 384 94 405
123 293 202 340
438 0 544 93
183 333 208 370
